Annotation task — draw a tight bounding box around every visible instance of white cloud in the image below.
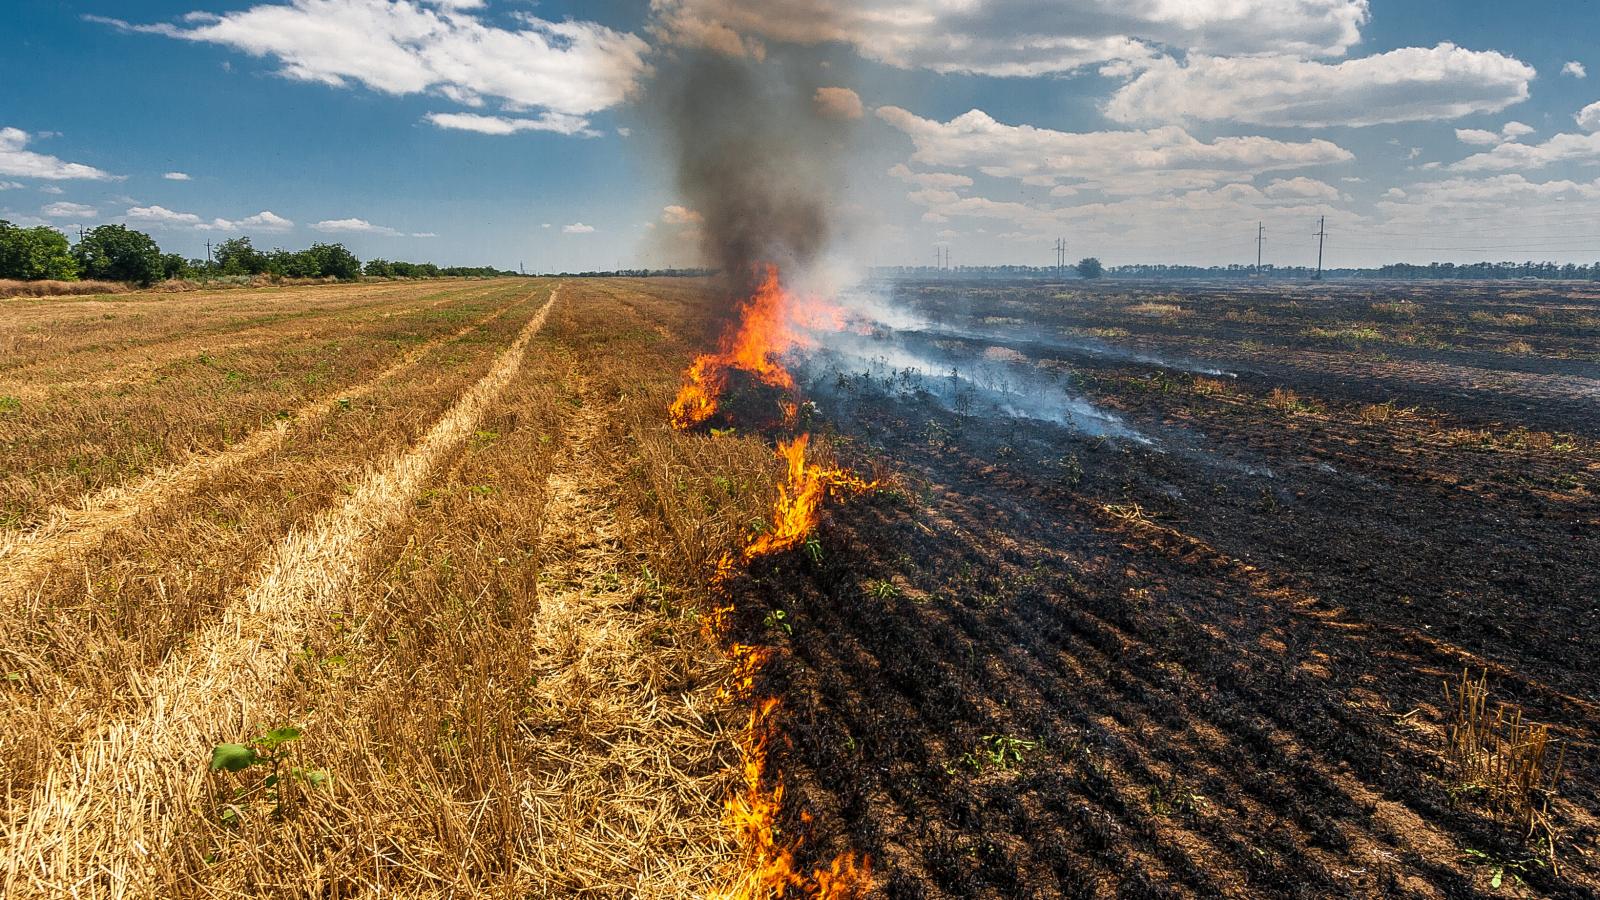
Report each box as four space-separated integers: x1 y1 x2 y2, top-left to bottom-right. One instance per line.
661 205 703 225
424 111 598 136
1563 61 1587 79
616 127 631 137
238 210 294 231
127 205 292 231
1578 101 1600 133
562 223 595 234
92 1 648 128
39 185 64 194
42 202 98 219
887 163 973 189
0 127 117 180
0 180 21 190
411 231 437 237
1451 128 1600 172
877 106 1352 197
163 171 192 181
652 0 1368 76
813 86 863 120
1501 121 1535 140
1456 128 1500 146
1263 177 1340 202
311 217 401 235
1104 44 1534 128
1372 175 1600 257
541 223 551 228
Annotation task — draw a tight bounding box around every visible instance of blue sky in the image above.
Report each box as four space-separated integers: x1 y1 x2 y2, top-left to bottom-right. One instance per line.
4 0 1600 270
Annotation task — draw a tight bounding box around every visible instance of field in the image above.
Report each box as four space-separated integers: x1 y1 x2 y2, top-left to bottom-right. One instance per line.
1 276 1596 898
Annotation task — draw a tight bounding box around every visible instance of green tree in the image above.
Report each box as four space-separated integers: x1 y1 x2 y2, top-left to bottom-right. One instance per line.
305 242 360 281
214 237 267 276
161 253 192 280
1076 257 1104 279
73 225 164 285
0 220 80 280
363 258 393 277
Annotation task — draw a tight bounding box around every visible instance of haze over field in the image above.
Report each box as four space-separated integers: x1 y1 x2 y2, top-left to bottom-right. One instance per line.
5 0 1600 270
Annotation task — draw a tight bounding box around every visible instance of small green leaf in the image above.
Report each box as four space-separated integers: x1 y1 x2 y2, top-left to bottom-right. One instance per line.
293 767 330 787
256 725 302 749
210 743 257 772
1491 869 1503 889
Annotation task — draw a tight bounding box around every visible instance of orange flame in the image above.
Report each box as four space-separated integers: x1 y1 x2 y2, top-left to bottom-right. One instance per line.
674 263 873 899
745 435 876 561
670 265 800 429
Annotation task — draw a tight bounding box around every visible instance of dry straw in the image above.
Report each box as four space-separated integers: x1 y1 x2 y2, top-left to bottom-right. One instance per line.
1442 669 1567 835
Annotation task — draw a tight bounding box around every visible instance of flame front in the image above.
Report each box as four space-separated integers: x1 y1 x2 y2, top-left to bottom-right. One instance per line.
670 265 801 429
671 266 873 898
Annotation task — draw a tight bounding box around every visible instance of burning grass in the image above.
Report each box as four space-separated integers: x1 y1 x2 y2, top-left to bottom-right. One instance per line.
659 266 877 897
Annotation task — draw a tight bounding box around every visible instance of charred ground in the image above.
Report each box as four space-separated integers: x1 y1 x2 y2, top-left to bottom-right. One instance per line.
713 279 1599 898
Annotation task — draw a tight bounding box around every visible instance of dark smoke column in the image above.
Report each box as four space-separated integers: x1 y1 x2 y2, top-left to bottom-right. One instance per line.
644 41 857 296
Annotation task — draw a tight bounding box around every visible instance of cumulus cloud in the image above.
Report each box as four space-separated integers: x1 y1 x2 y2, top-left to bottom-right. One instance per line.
1105 44 1534 128
1456 128 1500 146
1263 177 1340 202
163 171 192 180
0 180 21 190
660 205 703 225
239 211 294 230
877 106 1352 197
42 201 98 219
651 0 1368 76
813 86 864 120
1451 129 1600 172
1501 121 1535 140
1372 175 1600 256
562 223 595 233
887 163 973 189
128 205 294 231
91 1 648 134
424 111 597 136
1578 101 1600 133
311 217 401 235
0 127 116 180
1564 61 1587 79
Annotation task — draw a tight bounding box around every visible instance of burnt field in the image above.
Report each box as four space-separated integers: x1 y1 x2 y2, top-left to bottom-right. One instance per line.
714 279 1600 898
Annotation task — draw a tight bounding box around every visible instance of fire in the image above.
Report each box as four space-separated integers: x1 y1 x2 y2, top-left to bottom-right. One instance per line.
745 435 875 560
673 264 874 899
670 265 797 428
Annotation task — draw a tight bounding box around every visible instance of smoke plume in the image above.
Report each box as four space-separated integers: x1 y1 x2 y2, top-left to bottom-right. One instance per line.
645 38 856 294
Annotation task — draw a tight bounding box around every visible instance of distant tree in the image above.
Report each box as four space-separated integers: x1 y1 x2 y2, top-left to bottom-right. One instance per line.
305 242 360 281
0 220 80 280
214 237 267 276
363 258 393 277
160 253 192 280
73 225 163 285
1076 257 1104 279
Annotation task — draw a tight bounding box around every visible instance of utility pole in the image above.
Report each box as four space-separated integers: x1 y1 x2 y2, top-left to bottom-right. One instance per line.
206 239 213 270
1313 216 1327 280
944 247 951 270
1255 222 1265 275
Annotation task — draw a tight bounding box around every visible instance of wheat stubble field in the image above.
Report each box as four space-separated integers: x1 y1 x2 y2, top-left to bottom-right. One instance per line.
0 278 782 898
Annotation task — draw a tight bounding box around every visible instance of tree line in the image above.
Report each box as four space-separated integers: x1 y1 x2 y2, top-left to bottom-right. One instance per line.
0 221 515 286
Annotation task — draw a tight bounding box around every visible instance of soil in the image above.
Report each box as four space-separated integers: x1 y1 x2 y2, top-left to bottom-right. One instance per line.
714 279 1600 898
